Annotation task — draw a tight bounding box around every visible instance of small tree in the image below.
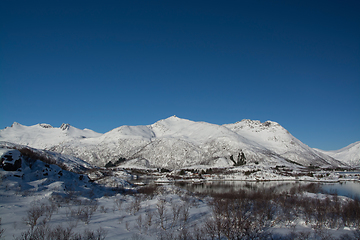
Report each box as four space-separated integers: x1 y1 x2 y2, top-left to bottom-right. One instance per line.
156 199 167 230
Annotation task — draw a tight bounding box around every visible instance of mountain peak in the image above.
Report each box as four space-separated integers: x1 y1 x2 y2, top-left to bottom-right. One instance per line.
60 123 71 131
166 115 181 120
11 122 21 128
1 118 355 168
156 115 191 124
38 123 53 129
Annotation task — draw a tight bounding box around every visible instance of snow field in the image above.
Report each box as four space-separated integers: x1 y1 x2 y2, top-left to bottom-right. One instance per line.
2 157 360 240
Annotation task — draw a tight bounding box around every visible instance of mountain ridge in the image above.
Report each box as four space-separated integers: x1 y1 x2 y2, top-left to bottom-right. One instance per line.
314 141 360 168
0 116 356 169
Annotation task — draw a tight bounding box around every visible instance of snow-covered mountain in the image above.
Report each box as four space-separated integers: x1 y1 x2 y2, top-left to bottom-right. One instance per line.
0 122 101 149
223 119 342 167
315 142 360 168
0 116 350 169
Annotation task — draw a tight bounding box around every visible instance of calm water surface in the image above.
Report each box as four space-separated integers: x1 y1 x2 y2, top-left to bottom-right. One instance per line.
320 181 360 199
174 180 360 200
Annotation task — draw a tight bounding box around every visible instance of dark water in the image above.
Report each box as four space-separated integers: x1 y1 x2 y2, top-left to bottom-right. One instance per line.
174 180 360 199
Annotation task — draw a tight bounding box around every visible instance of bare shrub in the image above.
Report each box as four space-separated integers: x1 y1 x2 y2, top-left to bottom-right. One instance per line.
0 218 5 239
295 231 312 240
68 200 98 224
354 229 360 239
204 193 272 240
157 229 174 240
329 194 341 228
125 221 130 231
113 196 124 212
46 225 73 240
169 200 182 228
130 233 145 240
118 215 125 224
72 206 95 224
180 203 190 227
156 198 167 230
137 184 158 198
16 224 49 240
314 228 335 240
83 227 107 240
15 225 107 240
342 198 360 228
204 217 220 240
23 201 57 229
23 203 45 229
145 206 153 229
99 205 108 213
192 223 206 240
135 214 143 233
176 227 192 240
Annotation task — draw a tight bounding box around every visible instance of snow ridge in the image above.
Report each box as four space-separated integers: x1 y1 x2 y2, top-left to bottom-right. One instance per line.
0 117 355 169
315 141 360 167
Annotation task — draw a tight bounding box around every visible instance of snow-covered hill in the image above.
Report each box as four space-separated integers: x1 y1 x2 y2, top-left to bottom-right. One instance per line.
0 116 351 169
43 117 283 168
223 119 342 167
0 122 101 149
315 141 360 168
0 142 94 173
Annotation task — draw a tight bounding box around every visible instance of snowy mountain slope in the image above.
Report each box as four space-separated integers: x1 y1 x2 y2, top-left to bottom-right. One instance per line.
143 116 292 168
223 119 344 167
0 122 102 149
47 124 156 167
0 116 349 169
48 116 302 169
314 141 360 167
0 142 94 173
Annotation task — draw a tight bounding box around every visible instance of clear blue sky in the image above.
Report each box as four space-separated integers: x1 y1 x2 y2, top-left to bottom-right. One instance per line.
1 0 359 150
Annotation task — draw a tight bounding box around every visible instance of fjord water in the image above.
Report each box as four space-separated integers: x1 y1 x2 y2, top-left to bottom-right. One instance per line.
175 180 360 199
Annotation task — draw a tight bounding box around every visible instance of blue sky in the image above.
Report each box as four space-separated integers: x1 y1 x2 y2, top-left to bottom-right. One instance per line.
1 0 359 150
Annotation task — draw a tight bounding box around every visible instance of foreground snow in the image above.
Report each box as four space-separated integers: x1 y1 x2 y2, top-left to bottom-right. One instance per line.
1 147 360 239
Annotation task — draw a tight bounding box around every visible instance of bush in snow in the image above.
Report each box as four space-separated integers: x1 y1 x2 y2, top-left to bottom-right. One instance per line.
23 201 58 230
15 225 107 240
67 200 98 224
0 218 4 239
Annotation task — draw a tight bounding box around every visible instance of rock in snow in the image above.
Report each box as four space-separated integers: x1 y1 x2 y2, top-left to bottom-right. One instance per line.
0 148 22 171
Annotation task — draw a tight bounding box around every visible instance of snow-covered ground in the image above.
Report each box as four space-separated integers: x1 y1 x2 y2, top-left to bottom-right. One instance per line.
0 153 210 239
1 146 360 240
